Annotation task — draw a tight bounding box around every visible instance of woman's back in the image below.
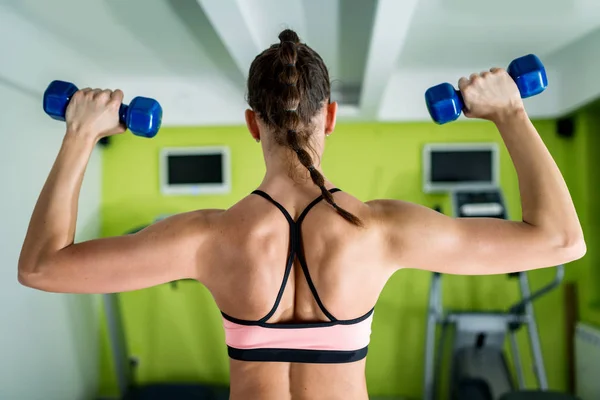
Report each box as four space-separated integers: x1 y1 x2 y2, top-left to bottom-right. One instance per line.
204 186 391 399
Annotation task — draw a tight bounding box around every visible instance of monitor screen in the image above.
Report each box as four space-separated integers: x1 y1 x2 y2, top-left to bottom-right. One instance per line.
167 154 223 185
160 147 231 195
423 143 498 193
430 150 492 183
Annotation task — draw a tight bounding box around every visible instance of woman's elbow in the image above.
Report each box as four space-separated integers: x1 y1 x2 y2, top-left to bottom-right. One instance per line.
18 268 42 289
17 263 46 289
17 256 52 291
559 234 587 263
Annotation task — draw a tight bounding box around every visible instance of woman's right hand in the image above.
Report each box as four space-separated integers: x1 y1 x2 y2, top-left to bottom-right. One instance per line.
459 68 525 123
65 88 126 142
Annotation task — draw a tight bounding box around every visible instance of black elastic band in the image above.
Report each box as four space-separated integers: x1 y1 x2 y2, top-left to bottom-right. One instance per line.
285 82 296 87
308 166 315 172
227 346 368 364
251 190 294 224
222 306 373 328
297 188 341 225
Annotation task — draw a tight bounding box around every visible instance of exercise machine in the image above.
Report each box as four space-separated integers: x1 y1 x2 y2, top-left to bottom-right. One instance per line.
423 186 578 400
99 224 229 400
421 142 579 399
102 292 229 399
43 80 163 138
423 263 577 400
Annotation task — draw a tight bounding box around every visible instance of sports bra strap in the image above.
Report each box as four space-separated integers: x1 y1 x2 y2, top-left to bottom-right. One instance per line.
251 188 342 322
297 188 341 224
252 188 341 225
251 190 295 224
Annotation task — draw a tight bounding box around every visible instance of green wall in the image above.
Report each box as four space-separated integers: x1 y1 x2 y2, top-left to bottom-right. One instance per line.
567 105 600 326
99 118 589 398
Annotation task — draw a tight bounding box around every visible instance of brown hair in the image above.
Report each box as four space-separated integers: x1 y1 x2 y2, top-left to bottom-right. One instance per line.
247 29 362 226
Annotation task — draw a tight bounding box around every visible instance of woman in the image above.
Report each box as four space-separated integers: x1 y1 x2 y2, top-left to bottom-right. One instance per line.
18 29 585 400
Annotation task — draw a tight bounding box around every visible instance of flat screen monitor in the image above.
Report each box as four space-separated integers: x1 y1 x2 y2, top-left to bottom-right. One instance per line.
423 143 499 193
160 146 231 195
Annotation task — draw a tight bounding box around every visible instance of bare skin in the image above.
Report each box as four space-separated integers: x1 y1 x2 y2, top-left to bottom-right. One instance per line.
18 69 585 400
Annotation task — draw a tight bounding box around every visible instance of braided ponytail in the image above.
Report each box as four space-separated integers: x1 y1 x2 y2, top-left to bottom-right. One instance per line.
247 29 362 227
275 30 362 227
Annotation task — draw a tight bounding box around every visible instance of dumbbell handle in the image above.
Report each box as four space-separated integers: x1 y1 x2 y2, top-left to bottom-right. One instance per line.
63 97 131 127
426 54 547 124
43 80 162 138
59 97 131 127
118 104 129 126
447 72 526 114
44 82 131 121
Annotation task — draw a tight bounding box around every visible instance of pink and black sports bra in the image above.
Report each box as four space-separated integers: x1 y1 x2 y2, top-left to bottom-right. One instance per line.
221 188 375 364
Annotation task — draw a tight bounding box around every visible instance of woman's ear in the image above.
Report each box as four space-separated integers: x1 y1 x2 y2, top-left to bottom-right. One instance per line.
245 109 260 141
325 102 338 136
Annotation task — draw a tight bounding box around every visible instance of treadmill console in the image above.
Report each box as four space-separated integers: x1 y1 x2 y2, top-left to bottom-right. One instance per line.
452 189 507 219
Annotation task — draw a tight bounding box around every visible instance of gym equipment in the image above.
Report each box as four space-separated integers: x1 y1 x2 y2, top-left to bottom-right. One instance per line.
423 263 579 400
43 80 162 138
425 54 548 124
452 190 507 219
100 224 228 400
423 199 578 399
422 143 577 399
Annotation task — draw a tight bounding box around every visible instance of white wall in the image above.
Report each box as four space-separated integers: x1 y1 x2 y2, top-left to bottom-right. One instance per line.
548 27 600 116
0 81 102 399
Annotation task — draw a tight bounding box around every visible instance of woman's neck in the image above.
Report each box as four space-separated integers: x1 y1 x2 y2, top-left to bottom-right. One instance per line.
260 143 331 192
260 166 332 194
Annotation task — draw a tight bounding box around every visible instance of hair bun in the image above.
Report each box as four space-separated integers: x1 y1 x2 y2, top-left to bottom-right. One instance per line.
279 29 300 45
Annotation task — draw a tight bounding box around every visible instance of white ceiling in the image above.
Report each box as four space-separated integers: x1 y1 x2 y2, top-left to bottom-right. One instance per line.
1 0 600 126
399 0 600 69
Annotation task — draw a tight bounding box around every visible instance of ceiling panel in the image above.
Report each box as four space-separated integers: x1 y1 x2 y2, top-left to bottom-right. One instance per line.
2 0 600 124
398 0 600 68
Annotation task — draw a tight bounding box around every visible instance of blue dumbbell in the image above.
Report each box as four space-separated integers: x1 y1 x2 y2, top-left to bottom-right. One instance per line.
43 80 162 138
425 54 548 125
